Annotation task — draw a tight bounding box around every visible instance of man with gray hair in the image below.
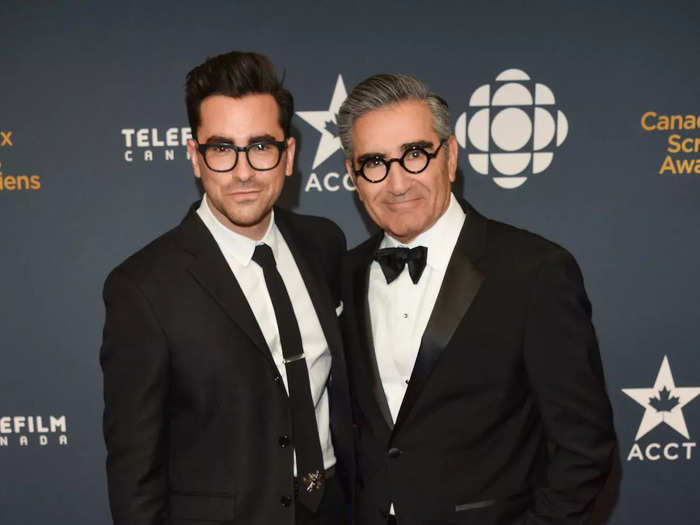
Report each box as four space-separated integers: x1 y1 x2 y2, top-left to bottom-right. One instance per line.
337 73 616 524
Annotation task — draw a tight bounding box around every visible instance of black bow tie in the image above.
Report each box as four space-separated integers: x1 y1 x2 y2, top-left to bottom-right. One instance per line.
374 246 428 284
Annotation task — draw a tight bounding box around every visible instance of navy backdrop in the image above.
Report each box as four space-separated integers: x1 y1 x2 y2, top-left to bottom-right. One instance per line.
1 1 700 523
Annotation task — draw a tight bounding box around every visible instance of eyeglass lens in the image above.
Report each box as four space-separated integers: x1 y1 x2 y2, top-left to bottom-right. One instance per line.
205 142 282 171
362 148 431 182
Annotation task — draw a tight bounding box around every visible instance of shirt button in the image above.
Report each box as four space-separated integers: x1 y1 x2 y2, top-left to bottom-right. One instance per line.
279 435 290 448
280 495 292 507
402 313 408 319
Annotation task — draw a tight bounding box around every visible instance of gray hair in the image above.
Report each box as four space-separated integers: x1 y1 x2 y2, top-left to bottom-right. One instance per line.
337 73 450 160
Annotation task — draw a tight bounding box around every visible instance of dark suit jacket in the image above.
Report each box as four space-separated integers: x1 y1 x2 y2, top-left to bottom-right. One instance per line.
342 200 616 525
100 204 354 525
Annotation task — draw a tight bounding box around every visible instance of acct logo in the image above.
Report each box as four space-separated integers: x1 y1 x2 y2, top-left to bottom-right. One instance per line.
455 69 569 189
622 356 700 462
121 127 192 163
0 415 69 447
296 75 355 193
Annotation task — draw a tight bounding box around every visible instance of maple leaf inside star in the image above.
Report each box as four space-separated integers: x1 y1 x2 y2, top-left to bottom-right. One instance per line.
649 386 680 413
324 117 339 137
623 355 700 440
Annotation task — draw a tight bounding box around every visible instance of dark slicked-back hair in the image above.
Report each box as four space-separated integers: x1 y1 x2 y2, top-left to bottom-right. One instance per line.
185 51 293 139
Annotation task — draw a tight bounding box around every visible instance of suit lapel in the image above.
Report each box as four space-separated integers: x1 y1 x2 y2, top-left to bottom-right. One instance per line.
275 213 344 365
392 201 487 435
179 206 271 363
351 236 395 431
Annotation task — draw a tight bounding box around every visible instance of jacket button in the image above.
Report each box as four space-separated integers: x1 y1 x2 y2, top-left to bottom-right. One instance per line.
280 495 292 507
387 447 402 458
279 435 290 448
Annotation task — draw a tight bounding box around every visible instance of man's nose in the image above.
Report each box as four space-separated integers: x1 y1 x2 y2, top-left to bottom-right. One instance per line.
232 154 256 182
386 160 411 195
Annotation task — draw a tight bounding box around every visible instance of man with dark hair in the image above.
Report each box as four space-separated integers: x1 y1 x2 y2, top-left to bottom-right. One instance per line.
101 51 353 525
337 73 616 525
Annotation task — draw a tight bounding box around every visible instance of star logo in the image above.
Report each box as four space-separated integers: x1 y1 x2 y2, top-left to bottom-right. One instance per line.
622 355 700 440
296 74 348 169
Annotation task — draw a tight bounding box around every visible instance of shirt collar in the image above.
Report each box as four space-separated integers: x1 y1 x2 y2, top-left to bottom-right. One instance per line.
380 193 466 272
197 194 279 267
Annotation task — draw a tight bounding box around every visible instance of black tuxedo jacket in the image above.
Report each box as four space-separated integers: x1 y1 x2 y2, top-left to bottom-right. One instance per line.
342 200 616 525
100 204 354 525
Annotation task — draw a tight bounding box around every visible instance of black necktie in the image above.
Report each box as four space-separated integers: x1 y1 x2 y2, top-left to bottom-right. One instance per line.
252 244 325 512
374 246 428 284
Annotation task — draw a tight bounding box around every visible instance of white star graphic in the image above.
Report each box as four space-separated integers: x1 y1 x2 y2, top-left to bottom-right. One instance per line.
622 355 700 440
296 74 347 169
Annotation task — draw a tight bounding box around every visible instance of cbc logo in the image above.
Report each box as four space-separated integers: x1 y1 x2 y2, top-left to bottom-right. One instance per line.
455 69 569 189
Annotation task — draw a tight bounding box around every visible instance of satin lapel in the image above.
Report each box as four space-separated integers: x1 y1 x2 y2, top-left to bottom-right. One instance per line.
392 203 487 435
352 238 394 431
275 217 344 365
180 207 271 361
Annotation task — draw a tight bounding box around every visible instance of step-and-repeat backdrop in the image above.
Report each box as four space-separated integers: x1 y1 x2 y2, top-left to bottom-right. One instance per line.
2 1 699 523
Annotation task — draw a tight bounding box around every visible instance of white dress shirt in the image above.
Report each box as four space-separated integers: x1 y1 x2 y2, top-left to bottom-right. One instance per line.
197 195 335 472
368 193 466 422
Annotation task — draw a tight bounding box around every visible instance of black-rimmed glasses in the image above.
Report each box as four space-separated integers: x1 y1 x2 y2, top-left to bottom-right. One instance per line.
354 139 446 183
197 140 287 172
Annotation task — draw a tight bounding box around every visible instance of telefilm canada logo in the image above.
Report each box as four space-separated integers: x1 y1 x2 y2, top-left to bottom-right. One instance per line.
296 74 355 193
0 415 69 447
622 356 700 462
0 129 42 191
121 127 192 163
455 69 569 189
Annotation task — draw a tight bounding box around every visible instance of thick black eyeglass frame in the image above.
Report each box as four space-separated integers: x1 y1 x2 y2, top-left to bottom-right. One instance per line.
354 139 447 183
196 140 288 172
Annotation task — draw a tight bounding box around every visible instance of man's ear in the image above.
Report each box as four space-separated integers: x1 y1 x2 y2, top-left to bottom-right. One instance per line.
447 134 458 183
187 140 201 179
284 136 296 177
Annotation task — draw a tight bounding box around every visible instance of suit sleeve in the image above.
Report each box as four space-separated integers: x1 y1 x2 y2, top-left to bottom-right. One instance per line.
522 249 617 524
100 268 169 525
